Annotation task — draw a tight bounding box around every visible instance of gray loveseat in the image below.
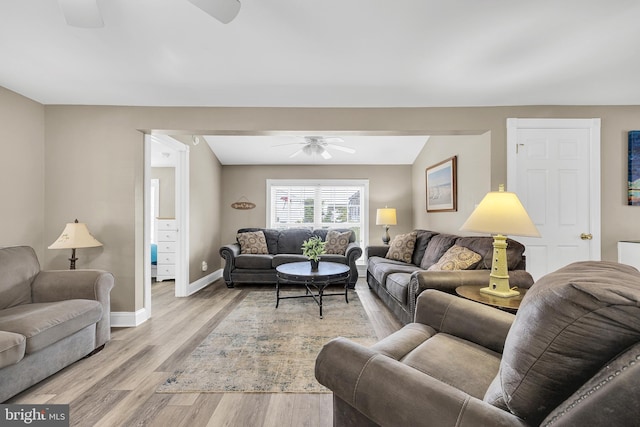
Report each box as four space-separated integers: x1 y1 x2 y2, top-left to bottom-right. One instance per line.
220 228 362 288
367 230 534 324
317 261 640 426
0 246 114 402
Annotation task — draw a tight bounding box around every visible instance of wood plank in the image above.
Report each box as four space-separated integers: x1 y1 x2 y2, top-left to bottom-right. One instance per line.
7 277 403 426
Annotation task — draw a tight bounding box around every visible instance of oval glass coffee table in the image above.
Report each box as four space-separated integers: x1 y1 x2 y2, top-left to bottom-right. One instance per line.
275 261 350 318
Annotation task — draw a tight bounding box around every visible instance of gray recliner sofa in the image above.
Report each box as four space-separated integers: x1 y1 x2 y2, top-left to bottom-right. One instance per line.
220 228 362 288
0 246 114 402
316 261 640 426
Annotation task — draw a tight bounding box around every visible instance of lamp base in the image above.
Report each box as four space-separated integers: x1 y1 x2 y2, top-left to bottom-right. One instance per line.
482 234 520 298
381 225 391 245
480 286 520 298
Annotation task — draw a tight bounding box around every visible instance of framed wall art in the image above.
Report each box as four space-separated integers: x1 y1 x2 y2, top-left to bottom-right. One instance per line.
629 131 640 206
426 155 457 212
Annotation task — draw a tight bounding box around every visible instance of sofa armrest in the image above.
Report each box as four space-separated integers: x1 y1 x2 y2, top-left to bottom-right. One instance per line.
408 269 534 320
414 290 514 353
315 337 527 427
344 243 363 287
365 245 388 259
32 270 114 348
219 243 241 287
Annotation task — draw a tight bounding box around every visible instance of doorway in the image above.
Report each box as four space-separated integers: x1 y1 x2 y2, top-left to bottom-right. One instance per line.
507 118 601 281
144 134 190 319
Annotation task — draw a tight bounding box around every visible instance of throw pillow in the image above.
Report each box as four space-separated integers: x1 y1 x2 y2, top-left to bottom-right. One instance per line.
324 230 351 255
237 231 268 254
385 231 417 263
427 245 482 271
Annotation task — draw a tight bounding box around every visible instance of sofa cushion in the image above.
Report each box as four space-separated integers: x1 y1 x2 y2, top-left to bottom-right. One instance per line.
485 261 640 424
278 228 314 254
0 331 26 369
237 228 280 254
368 257 422 288
419 233 458 269
324 230 352 255
0 246 39 310
272 254 308 268
385 273 411 305
237 231 269 254
385 231 417 263
235 254 273 269
403 333 501 399
412 230 439 266
428 245 482 271
456 236 526 270
0 300 103 354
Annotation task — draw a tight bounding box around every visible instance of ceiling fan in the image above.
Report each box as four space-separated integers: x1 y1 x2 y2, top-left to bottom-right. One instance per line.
58 0 241 28
284 136 356 160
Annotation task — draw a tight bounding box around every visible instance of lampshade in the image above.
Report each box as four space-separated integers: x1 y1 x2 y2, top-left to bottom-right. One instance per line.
376 208 397 226
460 187 540 237
49 221 103 250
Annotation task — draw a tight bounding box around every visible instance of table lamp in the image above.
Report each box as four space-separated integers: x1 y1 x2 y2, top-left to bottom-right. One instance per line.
376 207 397 245
459 185 540 297
48 219 103 269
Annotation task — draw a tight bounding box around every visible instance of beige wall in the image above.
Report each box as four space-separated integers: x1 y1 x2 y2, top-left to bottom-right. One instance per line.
5 101 636 313
220 165 413 247
151 167 175 218
172 135 223 282
412 133 492 234
0 87 45 260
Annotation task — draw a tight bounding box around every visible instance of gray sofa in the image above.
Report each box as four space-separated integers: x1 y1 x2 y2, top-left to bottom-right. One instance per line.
367 230 534 324
316 261 640 426
220 228 362 288
0 246 114 402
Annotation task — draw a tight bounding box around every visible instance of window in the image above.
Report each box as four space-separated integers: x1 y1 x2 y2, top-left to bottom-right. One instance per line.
266 179 369 257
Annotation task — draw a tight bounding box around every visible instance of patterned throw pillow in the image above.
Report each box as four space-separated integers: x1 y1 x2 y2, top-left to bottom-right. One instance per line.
237 231 268 254
385 231 418 263
324 230 351 255
428 245 482 271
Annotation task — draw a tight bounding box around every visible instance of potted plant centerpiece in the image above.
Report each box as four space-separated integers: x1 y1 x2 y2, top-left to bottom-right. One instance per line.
302 236 326 271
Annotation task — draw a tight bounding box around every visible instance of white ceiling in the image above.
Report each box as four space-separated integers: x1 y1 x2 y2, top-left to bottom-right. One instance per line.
5 1 640 165
1 1 640 108
204 134 430 165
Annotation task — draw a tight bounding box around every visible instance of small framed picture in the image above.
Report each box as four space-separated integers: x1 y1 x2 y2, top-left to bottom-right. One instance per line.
426 156 457 212
629 131 640 206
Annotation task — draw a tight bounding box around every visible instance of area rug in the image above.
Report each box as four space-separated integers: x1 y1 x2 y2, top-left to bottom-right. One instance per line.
157 289 378 393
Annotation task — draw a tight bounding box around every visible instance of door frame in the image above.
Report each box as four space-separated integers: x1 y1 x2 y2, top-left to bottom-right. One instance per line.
506 117 601 263
144 134 190 319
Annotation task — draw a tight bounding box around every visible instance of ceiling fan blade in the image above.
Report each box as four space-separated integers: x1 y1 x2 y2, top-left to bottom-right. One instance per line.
326 144 356 154
59 0 103 28
321 149 332 160
188 0 241 24
289 149 303 158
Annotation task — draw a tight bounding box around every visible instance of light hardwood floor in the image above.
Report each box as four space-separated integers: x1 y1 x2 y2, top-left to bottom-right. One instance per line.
9 278 402 426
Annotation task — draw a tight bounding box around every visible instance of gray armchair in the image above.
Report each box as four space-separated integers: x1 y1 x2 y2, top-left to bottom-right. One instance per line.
316 261 640 426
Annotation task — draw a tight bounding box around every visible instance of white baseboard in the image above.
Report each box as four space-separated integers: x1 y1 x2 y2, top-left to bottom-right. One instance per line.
110 269 222 328
111 308 149 328
187 268 223 296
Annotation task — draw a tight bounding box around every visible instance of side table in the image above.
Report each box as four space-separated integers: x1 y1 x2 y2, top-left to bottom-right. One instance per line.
455 285 527 313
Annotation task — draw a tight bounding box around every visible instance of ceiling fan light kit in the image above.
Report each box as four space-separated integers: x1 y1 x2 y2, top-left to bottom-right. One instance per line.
286 136 356 160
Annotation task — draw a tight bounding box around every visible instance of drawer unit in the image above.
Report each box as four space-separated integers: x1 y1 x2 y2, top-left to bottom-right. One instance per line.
156 218 177 281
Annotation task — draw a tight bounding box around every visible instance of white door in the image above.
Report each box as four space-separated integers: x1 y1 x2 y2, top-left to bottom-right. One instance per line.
507 118 601 281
